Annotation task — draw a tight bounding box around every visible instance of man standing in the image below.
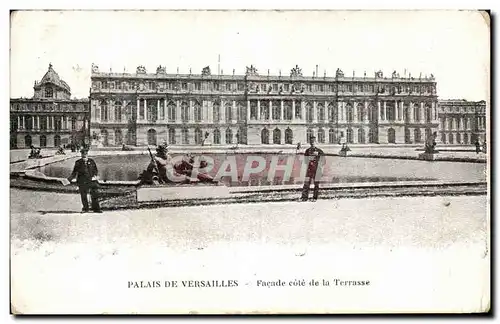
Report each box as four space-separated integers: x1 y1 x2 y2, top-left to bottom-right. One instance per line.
67 148 102 213
301 136 325 201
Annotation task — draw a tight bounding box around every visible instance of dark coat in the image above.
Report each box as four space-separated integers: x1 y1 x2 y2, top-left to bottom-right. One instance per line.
304 146 325 178
69 158 99 185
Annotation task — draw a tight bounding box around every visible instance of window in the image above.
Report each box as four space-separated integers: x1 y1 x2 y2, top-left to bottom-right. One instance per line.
226 83 232 91
213 101 220 122
238 83 245 91
318 84 324 92
261 128 269 144
169 128 176 145
182 82 188 90
71 117 76 130
110 82 115 89
285 128 293 144
181 102 189 122
182 128 189 144
226 128 233 144
317 103 325 121
102 81 108 89
214 82 220 91
213 128 221 144
45 87 53 98
317 128 325 143
168 101 176 121
195 82 201 91
284 84 290 92
117 81 122 90
347 84 352 92
273 128 281 144
114 101 122 121
194 101 202 122
306 84 312 92
273 84 278 92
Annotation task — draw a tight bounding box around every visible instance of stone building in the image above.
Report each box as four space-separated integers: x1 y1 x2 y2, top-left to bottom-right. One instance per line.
10 64 90 149
89 64 439 147
438 99 487 145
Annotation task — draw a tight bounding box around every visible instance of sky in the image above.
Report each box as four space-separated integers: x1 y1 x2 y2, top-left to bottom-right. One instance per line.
9 10 490 101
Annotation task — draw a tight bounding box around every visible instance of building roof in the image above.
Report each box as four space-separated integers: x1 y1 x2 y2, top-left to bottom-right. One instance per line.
34 63 71 92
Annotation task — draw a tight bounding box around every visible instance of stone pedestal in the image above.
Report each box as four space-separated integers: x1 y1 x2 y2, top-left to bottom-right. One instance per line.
418 152 438 161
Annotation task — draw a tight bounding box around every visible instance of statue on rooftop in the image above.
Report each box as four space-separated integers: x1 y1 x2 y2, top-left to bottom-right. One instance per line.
202 66 211 76
246 65 258 76
136 65 147 74
335 68 344 78
290 65 303 77
156 65 166 74
91 63 99 73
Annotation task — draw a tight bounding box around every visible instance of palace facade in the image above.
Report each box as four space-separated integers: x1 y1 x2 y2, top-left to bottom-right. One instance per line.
438 99 487 145
10 64 90 149
89 64 440 147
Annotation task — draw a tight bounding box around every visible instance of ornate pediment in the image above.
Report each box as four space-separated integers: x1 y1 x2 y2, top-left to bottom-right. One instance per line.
136 65 147 74
202 66 211 76
290 65 303 77
156 65 166 74
246 65 258 76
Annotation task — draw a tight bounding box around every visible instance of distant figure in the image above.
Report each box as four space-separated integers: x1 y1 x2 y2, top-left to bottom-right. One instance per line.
56 146 66 155
475 139 482 154
483 139 487 154
338 134 350 156
424 132 438 154
296 142 302 153
67 148 102 213
301 136 324 201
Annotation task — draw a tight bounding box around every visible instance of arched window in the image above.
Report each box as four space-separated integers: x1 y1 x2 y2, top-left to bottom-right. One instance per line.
463 133 469 144
317 103 325 122
213 128 221 144
272 101 280 120
405 128 411 143
114 101 122 121
358 128 366 144
261 128 269 144
148 103 157 122
370 103 378 122
456 133 461 144
388 128 396 144
346 104 353 122
182 128 189 144
414 128 421 143
250 101 257 120
329 128 336 144
285 128 293 144
328 102 337 122
181 102 189 122
100 100 108 121
194 101 202 122
346 128 353 143
306 102 313 123
115 129 123 146
306 128 314 143
195 128 203 145
24 135 32 148
294 100 302 119
386 103 395 122
238 127 247 144
167 101 176 122
425 128 432 142
413 104 420 122
260 102 269 120
448 133 454 144
213 101 220 122
317 128 325 143
226 128 233 144
425 104 432 123
237 101 246 121
39 135 47 147
273 128 281 144
357 103 365 122
284 101 293 121
169 128 176 145
225 103 232 123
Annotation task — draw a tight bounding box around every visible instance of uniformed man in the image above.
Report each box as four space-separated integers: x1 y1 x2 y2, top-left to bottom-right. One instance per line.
301 136 325 201
67 148 102 213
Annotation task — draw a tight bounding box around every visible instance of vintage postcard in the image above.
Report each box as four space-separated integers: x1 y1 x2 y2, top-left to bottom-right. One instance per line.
9 10 490 314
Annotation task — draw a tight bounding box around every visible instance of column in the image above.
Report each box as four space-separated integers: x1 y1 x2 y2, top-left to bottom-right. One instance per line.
409 102 414 123
51 116 55 130
377 101 381 122
342 102 347 122
157 99 160 122
433 102 438 121
144 99 148 121
65 116 69 130
301 101 305 122
352 101 358 122
280 100 284 121
313 101 317 123
383 101 387 121
394 100 399 121
220 99 226 124
36 116 40 130
176 100 181 123
136 99 140 121
46 116 49 130
232 100 237 123
292 100 296 121
420 102 425 123
17 116 21 130
247 100 251 121
189 100 195 122
31 116 35 130
364 101 369 123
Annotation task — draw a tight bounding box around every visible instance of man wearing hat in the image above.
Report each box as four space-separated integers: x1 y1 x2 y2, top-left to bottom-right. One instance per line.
67 148 102 213
301 135 325 201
